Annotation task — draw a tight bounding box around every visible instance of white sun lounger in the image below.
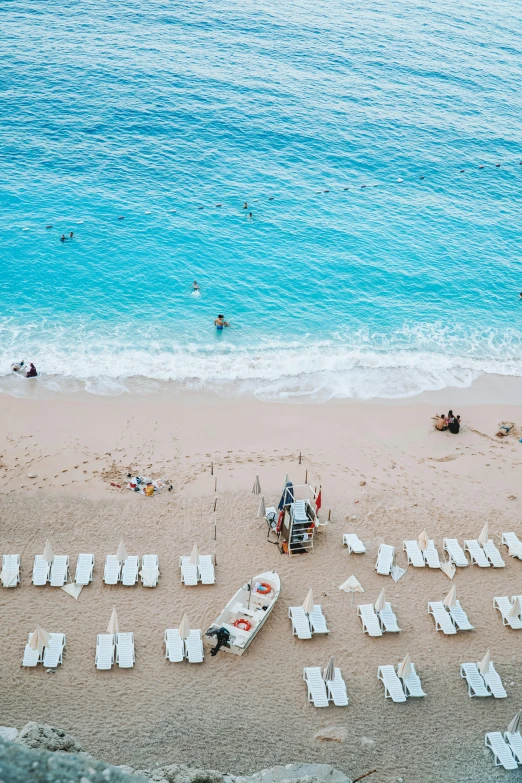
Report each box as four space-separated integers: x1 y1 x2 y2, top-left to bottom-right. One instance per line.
423 540 441 568
116 632 135 668
357 604 383 637
121 555 140 586
325 668 349 706
180 556 199 586
375 544 394 576
186 629 204 663
460 663 491 698
343 533 366 554
443 538 468 567
377 665 407 703
427 601 457 634
103 555 121 585
198 555 215 585
22 633 41 667
504 732 522 764
95 634 115 670
464 540 490 567
449 600 474 631
43 633 65 668
485 733 518 770
75 553 94 585
288 607 313 639
32 555 50 586
494 597 522 629
379 602 400 633
478 660 507 698
309 605 329 634
164 629 185 662
141 554 159 587
303 667 329 707
1 554 20 587
501 532 522 558
399 662 426 697
50 555 69 587
403 540 425 568
481 539 505 568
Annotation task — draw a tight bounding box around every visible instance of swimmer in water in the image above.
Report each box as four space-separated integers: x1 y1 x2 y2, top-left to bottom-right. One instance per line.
248 212 253 219
243 202 248 209
69 231 74 238
193 281 200 292
60 234 66 242
214 314 230 330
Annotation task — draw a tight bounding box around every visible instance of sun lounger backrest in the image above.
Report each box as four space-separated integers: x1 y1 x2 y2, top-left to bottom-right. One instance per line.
288 607 312 639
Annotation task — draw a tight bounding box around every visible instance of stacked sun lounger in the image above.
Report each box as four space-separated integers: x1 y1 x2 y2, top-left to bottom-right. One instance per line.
303 667 348 707
342 533 366 554
164 628 204 663
494 596 522 629
288 605 329 639
377 663 426 702
428 601 473 634
460 661 506 698
485 733 519 770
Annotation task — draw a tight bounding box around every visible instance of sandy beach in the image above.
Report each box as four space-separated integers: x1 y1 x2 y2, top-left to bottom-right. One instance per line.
1 382 522 782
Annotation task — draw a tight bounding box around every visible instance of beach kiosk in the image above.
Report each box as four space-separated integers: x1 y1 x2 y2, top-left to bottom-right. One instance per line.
267 479 325 556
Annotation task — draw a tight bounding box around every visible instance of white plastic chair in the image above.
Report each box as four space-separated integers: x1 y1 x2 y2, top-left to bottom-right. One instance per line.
494 596 522 630
482 539 505 567
186 629 204 663
103 555 121 585
443 538 468 567
121 555 140 586
428 601 457 634
403 540 425 567
343 533 366 554
1 554 20 587
379 602 400 633
75 554 94 585
164 629 185 662
357 604 383 637
303 667 329 707
460 663 491 697
463 540 490 567
309 605 329 635
399 662 426 697
32 555 50 586
95 634 115 670
198 555 215 585
449 600 473 631
43 633 65 668
180 556 198 586
141 554 159 587
288 607 312 639
375 544 394 575
116 632 135 668
324 668 348 706
485 733 518 770
377 665 406 703
50 555 69 587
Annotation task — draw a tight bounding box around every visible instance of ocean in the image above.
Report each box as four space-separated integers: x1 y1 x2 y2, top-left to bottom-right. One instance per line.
1 0 522 400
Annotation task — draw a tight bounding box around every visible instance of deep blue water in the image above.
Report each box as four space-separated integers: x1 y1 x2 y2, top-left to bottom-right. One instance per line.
1 0 521 399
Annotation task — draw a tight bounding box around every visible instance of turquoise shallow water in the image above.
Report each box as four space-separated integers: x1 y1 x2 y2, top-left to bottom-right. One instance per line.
1 0 522 399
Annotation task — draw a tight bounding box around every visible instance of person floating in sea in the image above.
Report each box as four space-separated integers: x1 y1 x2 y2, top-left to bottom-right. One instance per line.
60 234 66 242
214 314 230 330
69 231 74 239
248 212 253 219
193 281 200 292
243 202 248 209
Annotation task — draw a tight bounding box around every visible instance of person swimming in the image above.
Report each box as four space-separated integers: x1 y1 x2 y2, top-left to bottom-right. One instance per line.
193 281 200 292
214 314 230 330
60 234 66 242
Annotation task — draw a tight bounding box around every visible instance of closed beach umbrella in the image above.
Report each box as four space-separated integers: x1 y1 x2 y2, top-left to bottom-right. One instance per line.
252 475 261 495
374 588 386 613
440 561 456 580
479 649 491 675
339 575 364 593
302 588 314 615
509 596 521 619
323 656 335 682
178 613 191 640
43 539 54 564
397 654 413 680
107 607 119 635
478 522 489 546
189 544 199 566
418 530 429 551
116 538 127 562
257 496 266 518
507 710 522 734
443 585 457 608
29 626 50 653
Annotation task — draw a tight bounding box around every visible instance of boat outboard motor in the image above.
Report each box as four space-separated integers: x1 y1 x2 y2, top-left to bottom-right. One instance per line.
207 626 231 656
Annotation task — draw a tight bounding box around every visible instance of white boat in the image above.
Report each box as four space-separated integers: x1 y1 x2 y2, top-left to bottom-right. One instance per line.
205 571 280 656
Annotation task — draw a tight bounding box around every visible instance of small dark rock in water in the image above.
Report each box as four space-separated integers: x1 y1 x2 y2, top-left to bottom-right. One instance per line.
459 169 464 173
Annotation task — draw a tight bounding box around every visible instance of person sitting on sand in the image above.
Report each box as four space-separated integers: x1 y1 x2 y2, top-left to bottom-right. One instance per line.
214 314 230 330
435 414 447 431
25 362 38 378
448 415 461 434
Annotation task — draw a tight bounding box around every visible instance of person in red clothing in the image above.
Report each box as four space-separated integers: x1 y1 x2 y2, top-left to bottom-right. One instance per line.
25 363 37 378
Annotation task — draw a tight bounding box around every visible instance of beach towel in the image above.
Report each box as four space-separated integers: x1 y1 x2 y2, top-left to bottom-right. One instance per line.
127 476 166 495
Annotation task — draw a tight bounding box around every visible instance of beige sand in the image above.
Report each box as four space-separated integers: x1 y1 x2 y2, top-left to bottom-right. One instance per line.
1 387 522 782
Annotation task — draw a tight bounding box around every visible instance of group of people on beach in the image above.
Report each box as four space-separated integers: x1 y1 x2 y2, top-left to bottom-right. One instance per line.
435 410 461 433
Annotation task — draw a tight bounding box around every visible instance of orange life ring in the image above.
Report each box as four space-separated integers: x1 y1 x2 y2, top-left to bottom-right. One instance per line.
256 582 271 595
233 618 251 631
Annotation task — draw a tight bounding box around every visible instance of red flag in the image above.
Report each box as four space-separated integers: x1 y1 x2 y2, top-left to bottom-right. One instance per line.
315 489 322 512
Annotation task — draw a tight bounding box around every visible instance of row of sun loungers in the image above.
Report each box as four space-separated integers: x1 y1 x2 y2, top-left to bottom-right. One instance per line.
288 605 329 639
28 554 159 587
428 601 473 634
486 732 522 770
